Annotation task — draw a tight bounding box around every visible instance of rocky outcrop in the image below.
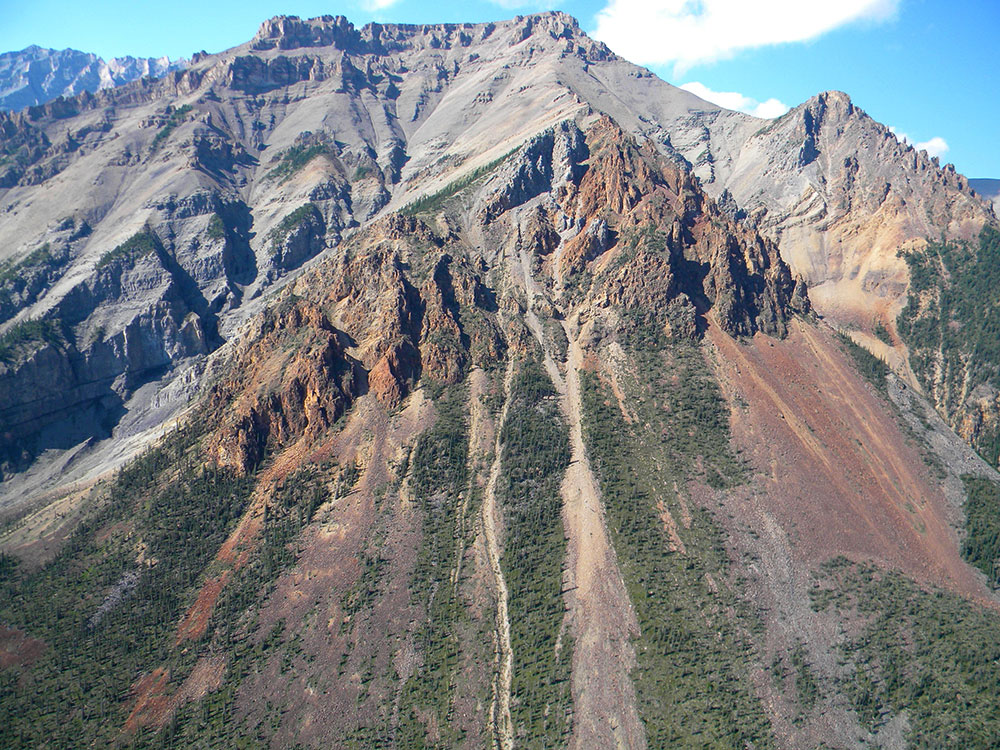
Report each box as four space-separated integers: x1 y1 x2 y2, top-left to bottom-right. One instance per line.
0 110 52 186
418 252 504 383
207 300 360 472
225 55 328 94
0 230 216 474
302 215 503 403
970 178 1000 212
203 210 509 471
264 203 327 276
489 118 808 339
480 120 587 223
250 15 362 52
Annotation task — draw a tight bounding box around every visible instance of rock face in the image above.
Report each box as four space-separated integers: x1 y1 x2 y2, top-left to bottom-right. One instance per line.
205 300 361 473
720 91 994 327
562 117 808 337
0 45 186 112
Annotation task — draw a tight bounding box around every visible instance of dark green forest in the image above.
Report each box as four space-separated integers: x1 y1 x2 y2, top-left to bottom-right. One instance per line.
0 405 335 748
813 558 1000 748
498 357 573 747
580 341 773 748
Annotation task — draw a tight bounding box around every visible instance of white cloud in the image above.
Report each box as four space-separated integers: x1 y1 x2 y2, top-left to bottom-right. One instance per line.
592 0 899 74
487 0 552 8
888 125 909 143
889 127 950 159
362 0 401 10
915 136 949 159
680 81 789 119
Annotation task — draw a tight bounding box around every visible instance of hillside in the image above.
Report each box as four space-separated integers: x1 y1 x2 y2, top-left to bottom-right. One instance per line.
2 12 1000 749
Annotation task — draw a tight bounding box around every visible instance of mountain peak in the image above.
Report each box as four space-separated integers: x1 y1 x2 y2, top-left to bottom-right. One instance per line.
797 89 856 123
247 11 595 57
250 14 360 52
813 89 853 105
0 45 185 111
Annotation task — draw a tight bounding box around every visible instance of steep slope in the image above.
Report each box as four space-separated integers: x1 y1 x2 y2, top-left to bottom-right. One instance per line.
0 45 185 112
4 95 1000 749
895 226 1000 466
0 12 604 505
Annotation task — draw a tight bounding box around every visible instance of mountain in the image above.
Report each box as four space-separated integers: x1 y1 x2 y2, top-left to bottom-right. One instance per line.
717 91 990 329
971 177 1000 209
0 44 186 112
2 12 1000 749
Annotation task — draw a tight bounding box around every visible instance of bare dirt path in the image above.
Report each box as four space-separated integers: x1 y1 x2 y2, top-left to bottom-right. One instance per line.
559 316 646 750
453 370 489 591
517 238 646 749
481 360 515 750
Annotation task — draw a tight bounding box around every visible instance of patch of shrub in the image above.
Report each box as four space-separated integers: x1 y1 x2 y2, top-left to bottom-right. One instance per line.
151 104 194 151
96 230 162 269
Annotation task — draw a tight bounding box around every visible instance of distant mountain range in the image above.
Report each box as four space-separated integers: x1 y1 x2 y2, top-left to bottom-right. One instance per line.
971 178 1000 209
0 44 186 111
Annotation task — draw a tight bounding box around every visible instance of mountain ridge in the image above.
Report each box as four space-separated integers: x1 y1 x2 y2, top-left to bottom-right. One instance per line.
0 6 990 544
0 44 186 113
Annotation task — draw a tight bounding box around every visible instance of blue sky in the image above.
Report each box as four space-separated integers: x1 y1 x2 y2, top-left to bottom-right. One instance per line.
2 0 997 176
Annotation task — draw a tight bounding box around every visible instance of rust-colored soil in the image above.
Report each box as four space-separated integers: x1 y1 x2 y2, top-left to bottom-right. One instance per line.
173 502 259 646
232 392 436 747
0 625 45 669
174 433 319 646
709 318 989 601
123 657 226 733
174 572 232 645
123 668 172 733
